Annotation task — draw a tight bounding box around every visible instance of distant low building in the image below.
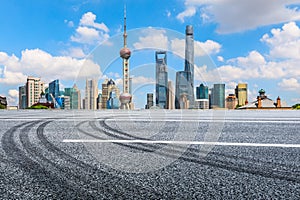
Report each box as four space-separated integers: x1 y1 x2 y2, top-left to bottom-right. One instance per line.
238 89 291 110
0 96 7 109
225 94 238 109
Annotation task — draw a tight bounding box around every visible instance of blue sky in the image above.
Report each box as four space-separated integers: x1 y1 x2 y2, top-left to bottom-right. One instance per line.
1 0 300 108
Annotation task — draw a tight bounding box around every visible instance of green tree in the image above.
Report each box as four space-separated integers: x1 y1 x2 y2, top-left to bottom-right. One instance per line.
292 104 300 109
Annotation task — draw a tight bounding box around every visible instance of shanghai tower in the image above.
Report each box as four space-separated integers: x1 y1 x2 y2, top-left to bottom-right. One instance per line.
175 25 195 109
184 25 194 108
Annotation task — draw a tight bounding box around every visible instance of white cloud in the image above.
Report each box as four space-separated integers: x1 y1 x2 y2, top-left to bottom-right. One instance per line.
132 76 155 84
278 78 300 90
166 10 171 17
66 47 86 58
64 19 74 27
171 38 221 58
71 12 109 45
217 56 224 62
177 6 196 23
8 89 18 98
80 12 109 33
71 26 109 45
0 49 102 85
7 89 19 106
133 28 168 50
178 0 300 33
0 66 27 85
261 22 300 59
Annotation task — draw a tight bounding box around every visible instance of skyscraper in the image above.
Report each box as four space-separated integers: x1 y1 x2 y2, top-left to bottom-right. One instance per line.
175 25 195 109
167 81 175 109
235 83 248 106
195 83 209 109
145 93 154 109
19 85 27 109
155 51 168 109
85 79 98 110
196 83 209 99
175 71 191 109
184 25 195 108
64 84 81 109
212 83 225 108
26 76 45 108
119 6 132 110
48 79 60 108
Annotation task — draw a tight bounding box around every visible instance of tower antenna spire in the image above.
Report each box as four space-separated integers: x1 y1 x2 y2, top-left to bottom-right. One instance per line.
123 4 127 47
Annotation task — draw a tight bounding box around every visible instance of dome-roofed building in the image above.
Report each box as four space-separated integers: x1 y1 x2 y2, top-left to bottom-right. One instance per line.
238 89 291 110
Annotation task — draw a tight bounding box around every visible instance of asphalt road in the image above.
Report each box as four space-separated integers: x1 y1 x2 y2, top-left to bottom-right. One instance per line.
0 110 300 199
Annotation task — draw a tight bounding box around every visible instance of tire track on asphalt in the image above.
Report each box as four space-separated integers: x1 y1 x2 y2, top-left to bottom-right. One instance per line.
1 120 97 199
37 121 163 198
89 119 300 183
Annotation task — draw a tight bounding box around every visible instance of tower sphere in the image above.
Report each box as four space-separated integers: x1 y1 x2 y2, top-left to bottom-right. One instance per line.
120 47 131 59
119 92 132 104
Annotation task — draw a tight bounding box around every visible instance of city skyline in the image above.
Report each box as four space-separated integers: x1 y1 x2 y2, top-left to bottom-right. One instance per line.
1 1 300 108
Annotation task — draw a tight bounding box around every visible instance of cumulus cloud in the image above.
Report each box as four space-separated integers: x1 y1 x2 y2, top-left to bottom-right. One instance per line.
63 47 86 58
177 0 300 33
177 6 196 23
80 12 109 33
261 22 300 59
133 28 221 58
71 12 110 45
133 29 168 50
194 49 300 83
171 38 221 58
0 49 102 85
278 78 300 90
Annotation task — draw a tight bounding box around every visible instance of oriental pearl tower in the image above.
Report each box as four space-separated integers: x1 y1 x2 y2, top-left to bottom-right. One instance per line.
119 6 132 110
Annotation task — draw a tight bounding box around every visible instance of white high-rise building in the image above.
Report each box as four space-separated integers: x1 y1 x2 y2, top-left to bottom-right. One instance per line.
26 76 45 108
85 79 98 110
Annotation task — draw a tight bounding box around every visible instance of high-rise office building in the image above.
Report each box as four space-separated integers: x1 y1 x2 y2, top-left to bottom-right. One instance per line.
175 71 191 109
195 83 209 109
64 84 81 109
47 79 60 108
167 81 175 109
175 25 195 109
196 83 209 99
85 79 98 110
26 76 45 108
19 85 27 109
184 25 195 108
211 83 225 108
145 93 154 109
155 51 168 109
235 83 248 106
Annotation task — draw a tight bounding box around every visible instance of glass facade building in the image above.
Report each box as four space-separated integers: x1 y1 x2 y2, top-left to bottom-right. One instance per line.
175 71 191 109
212 83 225 108
184 25 195 108
155 51 168 109
64 84 81 109
47 79 60 108
19 85 27 109
196 83 209 100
